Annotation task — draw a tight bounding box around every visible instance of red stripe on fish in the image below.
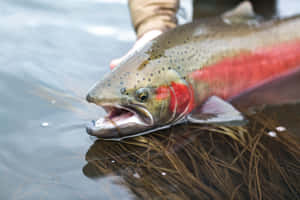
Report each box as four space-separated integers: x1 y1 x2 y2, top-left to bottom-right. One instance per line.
191 40 300 99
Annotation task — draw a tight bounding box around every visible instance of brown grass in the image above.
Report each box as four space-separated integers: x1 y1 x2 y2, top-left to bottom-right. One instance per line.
83 112 300 200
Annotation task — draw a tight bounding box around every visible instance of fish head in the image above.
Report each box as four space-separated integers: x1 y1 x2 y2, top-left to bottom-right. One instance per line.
86 51 186 139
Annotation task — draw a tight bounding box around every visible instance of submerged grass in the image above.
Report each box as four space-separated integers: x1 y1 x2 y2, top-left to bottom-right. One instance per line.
83 112 300 200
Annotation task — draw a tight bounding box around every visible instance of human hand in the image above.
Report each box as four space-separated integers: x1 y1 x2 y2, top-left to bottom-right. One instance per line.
109 30 163 70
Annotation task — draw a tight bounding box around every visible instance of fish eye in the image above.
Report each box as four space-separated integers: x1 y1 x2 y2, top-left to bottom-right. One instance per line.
136 88 149 102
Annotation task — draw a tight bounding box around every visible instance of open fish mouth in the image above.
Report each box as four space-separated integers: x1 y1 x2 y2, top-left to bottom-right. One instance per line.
86 104 154 139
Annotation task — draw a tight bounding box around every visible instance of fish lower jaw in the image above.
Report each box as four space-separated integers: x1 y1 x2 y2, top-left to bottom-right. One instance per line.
86 115 150 138
86 105 152 138
95 114 148 129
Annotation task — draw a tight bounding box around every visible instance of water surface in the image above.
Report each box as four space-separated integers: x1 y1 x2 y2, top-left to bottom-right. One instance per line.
0 0 134 199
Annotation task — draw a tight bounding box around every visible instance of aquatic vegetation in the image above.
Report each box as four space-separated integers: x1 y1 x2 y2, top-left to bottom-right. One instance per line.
83 110 300 200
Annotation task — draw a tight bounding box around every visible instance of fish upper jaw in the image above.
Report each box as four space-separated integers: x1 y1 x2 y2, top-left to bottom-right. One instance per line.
86 91 121 105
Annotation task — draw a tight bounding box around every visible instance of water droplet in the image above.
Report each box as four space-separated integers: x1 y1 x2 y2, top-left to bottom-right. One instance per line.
133 172 140 179
276 126 286 132
41 122 49 127
267 131 277 137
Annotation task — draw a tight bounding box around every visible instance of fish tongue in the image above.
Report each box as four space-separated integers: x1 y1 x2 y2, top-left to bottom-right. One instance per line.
103 106 133 122
93 108 133 128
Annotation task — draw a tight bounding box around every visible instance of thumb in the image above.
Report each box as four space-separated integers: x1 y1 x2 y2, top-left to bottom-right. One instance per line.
110 58 122 70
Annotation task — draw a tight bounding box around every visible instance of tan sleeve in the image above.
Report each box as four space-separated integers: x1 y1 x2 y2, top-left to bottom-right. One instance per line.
128 0 179 38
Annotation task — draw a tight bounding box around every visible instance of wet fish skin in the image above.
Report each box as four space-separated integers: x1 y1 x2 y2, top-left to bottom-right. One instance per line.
86 3 300 138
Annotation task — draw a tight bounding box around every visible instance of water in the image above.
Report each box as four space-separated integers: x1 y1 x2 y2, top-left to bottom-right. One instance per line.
0 0 135 199
0 0 299 200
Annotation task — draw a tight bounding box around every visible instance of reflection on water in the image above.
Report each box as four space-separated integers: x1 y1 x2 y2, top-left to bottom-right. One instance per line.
83 109 300 200
0 0 299 199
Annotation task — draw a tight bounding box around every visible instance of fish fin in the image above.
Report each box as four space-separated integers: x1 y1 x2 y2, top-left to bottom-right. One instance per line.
223 1 255 18
187 96 246 126
230 67 300 108
222 1 258 25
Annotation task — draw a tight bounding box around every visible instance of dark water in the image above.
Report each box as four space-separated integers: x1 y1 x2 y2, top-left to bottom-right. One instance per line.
0 0 299 199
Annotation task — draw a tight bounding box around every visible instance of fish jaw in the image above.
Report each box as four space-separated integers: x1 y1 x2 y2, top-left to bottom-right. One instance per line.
85 104 154 138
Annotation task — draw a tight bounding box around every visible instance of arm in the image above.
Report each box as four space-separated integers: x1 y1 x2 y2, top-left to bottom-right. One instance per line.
129 0 179 38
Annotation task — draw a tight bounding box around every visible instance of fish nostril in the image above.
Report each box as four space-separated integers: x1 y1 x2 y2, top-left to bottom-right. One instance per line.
86 120 96 135
86 93 94 102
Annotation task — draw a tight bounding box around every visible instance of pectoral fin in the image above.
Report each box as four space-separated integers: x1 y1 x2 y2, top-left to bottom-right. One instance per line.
187 96 246 126
230 67 300 108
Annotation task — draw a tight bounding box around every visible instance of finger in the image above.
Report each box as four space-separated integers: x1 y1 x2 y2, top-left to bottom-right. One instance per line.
110 58 121 70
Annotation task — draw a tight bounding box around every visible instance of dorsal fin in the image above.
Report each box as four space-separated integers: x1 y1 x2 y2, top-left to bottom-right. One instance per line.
222 1 257 25
223 1 255 18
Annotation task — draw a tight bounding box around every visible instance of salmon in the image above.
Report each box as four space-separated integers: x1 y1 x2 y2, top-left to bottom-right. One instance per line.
86 2 300 140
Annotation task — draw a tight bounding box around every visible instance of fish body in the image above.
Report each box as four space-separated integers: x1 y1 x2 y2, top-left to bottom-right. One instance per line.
86 3 300 139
